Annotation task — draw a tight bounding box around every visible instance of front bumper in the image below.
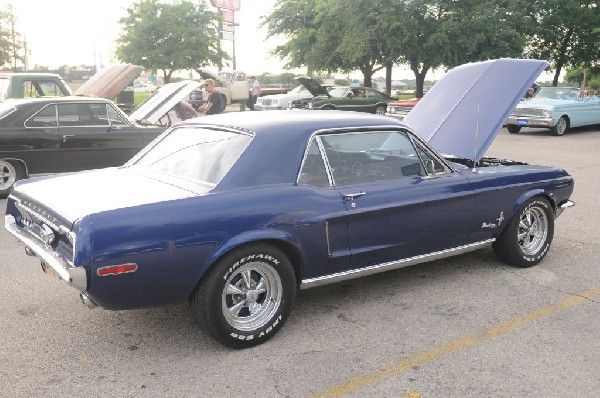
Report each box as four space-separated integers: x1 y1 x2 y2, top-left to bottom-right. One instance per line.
5 214 88 291
506 116 555 128
254 104 283 111
556 200 575 218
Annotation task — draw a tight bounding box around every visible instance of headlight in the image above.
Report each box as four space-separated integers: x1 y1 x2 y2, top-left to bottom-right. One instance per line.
542 110 551 118
308 102 313 109
387 106 397 113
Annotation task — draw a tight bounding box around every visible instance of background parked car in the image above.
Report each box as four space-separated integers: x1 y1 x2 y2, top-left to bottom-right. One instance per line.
506 86 600 135
255 85 313 110
0 80 201 197
0 72 73 101
296 77 394 114
386 97 421 119
133 83 157 93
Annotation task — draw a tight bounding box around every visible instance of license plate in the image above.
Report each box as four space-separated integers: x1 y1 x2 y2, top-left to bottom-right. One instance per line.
517 119 529 126
41 262 61 282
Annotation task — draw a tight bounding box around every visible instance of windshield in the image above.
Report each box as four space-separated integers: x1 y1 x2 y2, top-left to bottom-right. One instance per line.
290 86 309 94
328 87 348 98
535 87 580 100
133 126 252 185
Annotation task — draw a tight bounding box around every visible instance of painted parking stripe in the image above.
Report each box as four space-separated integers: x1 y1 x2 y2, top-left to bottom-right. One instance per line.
310 287 600 397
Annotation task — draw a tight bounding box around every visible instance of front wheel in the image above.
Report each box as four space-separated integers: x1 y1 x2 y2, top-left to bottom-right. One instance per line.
189 244 296 348
506 125 521 134
550 116 568 136
0 159 26 198
492 197 554 267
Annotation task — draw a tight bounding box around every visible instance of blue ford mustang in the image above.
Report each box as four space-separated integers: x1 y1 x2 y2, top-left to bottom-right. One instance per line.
4 59 575 348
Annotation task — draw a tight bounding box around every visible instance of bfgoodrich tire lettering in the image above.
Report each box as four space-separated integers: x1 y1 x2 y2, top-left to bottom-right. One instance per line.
492 197 554 267
189 244 296 348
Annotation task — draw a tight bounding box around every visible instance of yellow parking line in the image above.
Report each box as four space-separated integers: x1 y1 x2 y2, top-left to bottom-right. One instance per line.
310 287 600 398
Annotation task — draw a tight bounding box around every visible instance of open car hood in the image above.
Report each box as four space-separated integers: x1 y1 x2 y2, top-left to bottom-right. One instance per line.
74 64 143 99
296 77 330 97
129 80 203 125
404 58 549 161
196 68 229 86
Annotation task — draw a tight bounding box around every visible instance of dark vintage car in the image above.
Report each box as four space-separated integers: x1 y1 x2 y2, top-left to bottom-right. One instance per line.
5 59 574 348
0 80 203 197
294 77 394 114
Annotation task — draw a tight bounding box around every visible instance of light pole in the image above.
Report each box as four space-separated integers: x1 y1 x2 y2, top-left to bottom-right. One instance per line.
232 23 239 70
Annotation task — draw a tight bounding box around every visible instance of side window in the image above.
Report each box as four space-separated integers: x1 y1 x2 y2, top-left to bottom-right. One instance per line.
25 105 58 127
57 103 109 126
298 139 330 188
320 131 425 186
107 105 127 125
414 140 446 173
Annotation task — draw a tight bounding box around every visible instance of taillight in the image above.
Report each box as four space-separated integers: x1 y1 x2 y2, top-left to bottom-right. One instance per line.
97 263 138 276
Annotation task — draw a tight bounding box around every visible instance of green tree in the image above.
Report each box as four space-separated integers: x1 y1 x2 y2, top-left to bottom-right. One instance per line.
264 0 532 97
116 0 227 83
526 0 600 86
0 4 24 70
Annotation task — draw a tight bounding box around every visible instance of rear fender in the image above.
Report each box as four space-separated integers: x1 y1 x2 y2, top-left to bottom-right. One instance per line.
204 229 303 282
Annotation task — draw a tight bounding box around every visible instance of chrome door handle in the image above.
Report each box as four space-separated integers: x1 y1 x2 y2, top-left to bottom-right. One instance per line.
61 134 75 142
342 191 366 201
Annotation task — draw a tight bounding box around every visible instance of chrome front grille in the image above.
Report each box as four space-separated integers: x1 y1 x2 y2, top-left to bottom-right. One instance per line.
512 108 547 117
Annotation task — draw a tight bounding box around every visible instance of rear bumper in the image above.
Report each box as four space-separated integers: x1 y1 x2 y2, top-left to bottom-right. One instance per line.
5 214 88 291
254 104 283 111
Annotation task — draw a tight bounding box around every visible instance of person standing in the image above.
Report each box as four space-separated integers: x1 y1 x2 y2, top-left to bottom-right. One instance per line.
200 79 225 115
248 76 261 110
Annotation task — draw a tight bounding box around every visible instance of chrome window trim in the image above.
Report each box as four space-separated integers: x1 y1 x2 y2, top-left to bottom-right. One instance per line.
301 239 494 289
127 123 254 187
295 125 456 187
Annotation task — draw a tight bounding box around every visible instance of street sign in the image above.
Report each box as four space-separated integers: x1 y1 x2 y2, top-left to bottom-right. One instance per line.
222 10 235 23
222 22 234 32
211 0 241 11
221 31 234 41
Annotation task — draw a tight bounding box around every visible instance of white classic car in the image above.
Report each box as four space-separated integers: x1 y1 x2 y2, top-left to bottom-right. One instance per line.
506 86 600 135
254 85 313 110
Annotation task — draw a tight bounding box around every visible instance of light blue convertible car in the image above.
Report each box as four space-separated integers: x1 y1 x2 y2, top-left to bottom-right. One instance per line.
506 86 600 135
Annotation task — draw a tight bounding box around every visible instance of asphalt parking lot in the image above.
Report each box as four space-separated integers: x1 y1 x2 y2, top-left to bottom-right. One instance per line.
1 124 599 397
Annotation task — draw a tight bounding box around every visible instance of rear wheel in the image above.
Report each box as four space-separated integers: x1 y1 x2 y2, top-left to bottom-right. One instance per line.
189 244 296 348
374 104 386 115
0 159 25 198
506 125 521 134
492 197 554 267
550 116 568 136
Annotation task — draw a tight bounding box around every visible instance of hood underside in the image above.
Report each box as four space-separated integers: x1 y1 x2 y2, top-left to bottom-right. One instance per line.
74 64 144 99
296 77 330 97
129 80 203 124
405 58 549 161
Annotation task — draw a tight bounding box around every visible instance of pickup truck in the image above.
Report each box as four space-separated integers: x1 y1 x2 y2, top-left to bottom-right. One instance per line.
192 69 249 107
0 72 73 101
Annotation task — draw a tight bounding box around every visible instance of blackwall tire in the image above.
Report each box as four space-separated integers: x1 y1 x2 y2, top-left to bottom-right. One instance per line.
507 125 521 134
189 244 296 348
492 197 554 267
0 159 25 198
374 105 386 115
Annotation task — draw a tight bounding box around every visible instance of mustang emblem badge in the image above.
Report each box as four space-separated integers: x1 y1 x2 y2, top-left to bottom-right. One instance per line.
482 211 505 229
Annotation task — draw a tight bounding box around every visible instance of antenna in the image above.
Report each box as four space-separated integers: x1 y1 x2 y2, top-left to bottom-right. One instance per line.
473 100 479 170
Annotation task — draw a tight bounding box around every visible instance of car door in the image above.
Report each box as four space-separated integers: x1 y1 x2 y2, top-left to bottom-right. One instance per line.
17 104 62 174
57 102 145 172
318 129 476 271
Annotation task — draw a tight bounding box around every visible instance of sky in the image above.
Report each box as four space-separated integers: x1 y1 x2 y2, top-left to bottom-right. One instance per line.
2 0 299 75
1 0 557 83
